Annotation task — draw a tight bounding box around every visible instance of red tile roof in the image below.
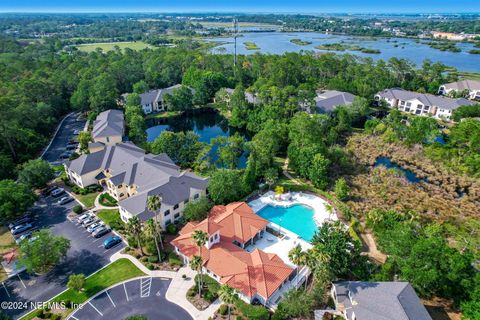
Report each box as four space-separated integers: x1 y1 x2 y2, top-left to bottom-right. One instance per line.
172 202 294 300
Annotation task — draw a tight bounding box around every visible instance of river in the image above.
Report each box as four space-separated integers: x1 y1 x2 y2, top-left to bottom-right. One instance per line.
204 32 480 72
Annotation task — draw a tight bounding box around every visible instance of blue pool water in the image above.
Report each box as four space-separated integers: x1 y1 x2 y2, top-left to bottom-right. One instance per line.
257 204 317 241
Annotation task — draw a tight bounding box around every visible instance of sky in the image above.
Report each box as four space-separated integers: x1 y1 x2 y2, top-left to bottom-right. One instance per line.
0 0 479 13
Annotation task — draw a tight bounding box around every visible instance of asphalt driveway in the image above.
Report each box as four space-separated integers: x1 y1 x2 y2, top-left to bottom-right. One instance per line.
42 112 86 165
0 195 125 319
69 277 192 320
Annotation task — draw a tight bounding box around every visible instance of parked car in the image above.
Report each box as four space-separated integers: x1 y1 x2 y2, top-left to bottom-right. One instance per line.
51 188 65 197
57 196 74 205
66 144 77 151
60 151 72 159
103 236 122 249
42 185 58 196
87 222 104 233
92 226 110 238
77 213 92 224
82 216 97 227
11 223 34 235
9 215 33 230
69 137 78 143
15 231 32 244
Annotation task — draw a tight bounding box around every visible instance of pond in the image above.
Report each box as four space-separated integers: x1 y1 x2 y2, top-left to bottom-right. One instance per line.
146 108 250 168
204 32 480 72
374 156 426 183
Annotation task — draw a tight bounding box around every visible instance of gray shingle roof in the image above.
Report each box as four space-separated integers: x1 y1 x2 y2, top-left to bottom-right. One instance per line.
66 141 208 221
333 281 432 320
92 109 124 139
315 90 356 113
442 79 480 91
138 85 194 106
376 88 473 110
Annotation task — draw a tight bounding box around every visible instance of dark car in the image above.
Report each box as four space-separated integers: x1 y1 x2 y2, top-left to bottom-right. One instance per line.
103 236 122 249
92 226 110 238
42 185 58 196
66 144 77 151
11 223 34 235
9 216 33 230
60 151 72 159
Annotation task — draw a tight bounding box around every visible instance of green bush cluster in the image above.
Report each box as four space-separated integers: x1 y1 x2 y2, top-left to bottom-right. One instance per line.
72 205 83 214
166 223 177 234
71 184 101 195
99 192 118 206
168 252 183 267
235 298 270 320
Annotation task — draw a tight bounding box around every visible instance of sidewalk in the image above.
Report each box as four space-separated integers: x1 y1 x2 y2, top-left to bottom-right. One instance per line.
93 192 119 211
110 251 221 320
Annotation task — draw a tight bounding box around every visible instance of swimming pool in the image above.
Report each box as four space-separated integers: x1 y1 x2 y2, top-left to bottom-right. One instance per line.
257 204 317 241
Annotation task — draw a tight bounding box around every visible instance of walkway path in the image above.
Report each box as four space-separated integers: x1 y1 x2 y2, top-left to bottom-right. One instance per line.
110 252 221 320
93 193 119 211
282 158 302 185
360 232 387 264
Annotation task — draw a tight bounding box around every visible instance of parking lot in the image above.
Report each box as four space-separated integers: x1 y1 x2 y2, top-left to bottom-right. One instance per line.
1 186 124 319
41 112 85 165
69 277 192 320
0 109 128 318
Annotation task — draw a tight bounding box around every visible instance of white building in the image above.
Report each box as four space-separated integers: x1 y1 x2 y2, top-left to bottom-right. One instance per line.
438 80 480 101
375 88 474 121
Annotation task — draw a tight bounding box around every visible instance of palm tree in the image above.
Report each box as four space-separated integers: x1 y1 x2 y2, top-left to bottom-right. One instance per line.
145 219 162 262
305 248 330 289
288 244 304 288
146 195 164 251
325 204 333 221
190 255 203 296
218 284 238 319
126 216 143 255
192 230 208 293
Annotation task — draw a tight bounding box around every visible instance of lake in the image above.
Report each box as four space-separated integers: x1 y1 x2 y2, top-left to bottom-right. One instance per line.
204 32 480 72
374 156 425 183
146 109 250 168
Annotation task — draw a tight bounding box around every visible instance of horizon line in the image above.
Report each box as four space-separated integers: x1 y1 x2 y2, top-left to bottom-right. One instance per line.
0 10 479 14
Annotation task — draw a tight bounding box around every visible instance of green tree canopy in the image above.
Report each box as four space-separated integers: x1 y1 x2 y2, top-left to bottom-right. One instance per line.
0 180 37 223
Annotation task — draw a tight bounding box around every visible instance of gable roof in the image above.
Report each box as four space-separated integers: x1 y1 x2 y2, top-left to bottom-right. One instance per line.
442 79 480 91
92 109 124 139
315 90 356 113
376 88 473 110
138 85 194 106
172 202 292 300
333 281 432 320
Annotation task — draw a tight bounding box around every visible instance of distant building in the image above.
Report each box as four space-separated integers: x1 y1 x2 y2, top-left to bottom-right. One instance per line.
431 31 475 41
438 80 480 101
312 90 356 114
91 109 124 146
375 88 474 121
219 88 260 105
331 281 432 320
122 84 194 114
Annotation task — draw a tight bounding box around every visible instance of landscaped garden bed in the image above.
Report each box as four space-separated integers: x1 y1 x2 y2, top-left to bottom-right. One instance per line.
98 192 118 207
186 275 220 310
96 209 124 231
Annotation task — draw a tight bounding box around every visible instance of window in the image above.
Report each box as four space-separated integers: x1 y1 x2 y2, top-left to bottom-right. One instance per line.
406 102 412 107
164 210 170 216
119 193 124 197
106 136 110 143
165 219 171 225
405 108 410 112
214 234 218 240
417 104 423 109
210 237 214 242
193 194 199 200
415 109 421 114
173 204 179 210
174 213 180 219
400 100 405 105
424 105 430 110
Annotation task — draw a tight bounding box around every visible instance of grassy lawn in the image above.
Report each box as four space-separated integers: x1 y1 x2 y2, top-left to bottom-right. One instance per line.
0 226 17 282
145 110 183 120
21 258 144 320
76 41 153 53
97 209 124 228
75 192 100 208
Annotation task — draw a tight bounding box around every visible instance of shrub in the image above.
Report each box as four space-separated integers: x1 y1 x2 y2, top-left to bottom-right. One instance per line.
146 263 155 270
72 205 83 214
204 290 216 303
235 299 269 320
218 304 228 315
166 223 177 234
169 252 183 267
50 314 62 320
148 255 159 263
187 287 196 297
140 256 148 262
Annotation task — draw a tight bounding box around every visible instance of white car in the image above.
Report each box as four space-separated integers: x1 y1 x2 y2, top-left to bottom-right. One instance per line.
87 222 104 233
76 213 92 224
82 216 97 227
51 188 65 197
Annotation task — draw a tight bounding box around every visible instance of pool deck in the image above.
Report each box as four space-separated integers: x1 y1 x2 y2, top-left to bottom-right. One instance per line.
249 191 338 227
